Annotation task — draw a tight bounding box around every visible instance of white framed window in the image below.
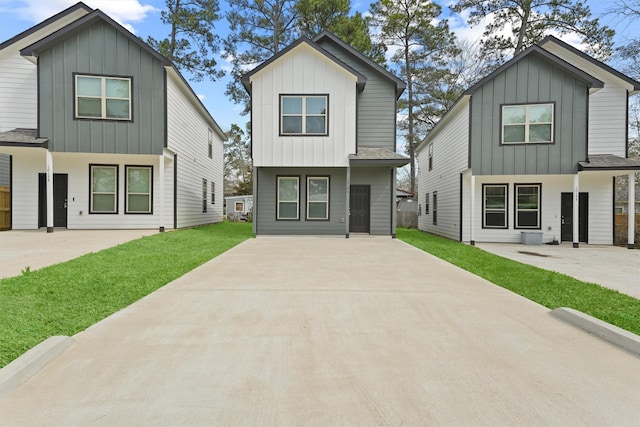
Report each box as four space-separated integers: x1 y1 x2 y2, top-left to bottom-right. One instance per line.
202 179 208 213
208 129 213 159
125 166 152 214
280 95 328 135
75 75 131 120
211 182 215 204
483 184 507 228
307 176 329 220
502 103 553 144
277 176 299 220
515 184 541 229
235 201 245 212
90 165 118 214
428 144 433 171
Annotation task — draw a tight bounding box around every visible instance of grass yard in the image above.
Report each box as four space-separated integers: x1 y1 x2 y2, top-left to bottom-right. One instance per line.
397 228 640 336
0 221 253 368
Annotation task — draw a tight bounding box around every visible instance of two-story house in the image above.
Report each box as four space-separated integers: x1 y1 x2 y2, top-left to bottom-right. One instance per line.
0 2 225 232
241 31 409 236
417 36 640 248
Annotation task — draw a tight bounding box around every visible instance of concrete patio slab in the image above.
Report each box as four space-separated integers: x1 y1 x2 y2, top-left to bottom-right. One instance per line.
0 237 639 425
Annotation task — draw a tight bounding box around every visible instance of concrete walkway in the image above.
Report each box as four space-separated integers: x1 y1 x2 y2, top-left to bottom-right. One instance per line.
0 229 158 279
0 237 639 425
476 243 640 299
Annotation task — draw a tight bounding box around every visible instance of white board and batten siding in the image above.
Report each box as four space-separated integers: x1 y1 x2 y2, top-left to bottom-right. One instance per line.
250 43 357 168
166 73 224 228
462 174 614 245
541 42 630 157
0 8 90 132
418 102 469 240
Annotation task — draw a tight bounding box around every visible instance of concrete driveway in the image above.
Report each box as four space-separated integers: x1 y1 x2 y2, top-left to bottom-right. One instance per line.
476 243 640 299
1 237 639 425
0 229 158 279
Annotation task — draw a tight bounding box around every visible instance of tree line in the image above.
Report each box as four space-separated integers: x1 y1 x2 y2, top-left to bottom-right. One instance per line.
147 0 640 195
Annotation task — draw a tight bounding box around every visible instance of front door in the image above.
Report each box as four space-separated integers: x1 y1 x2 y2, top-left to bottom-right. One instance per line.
561 192 588 242
349 185 370 233
38 173 68 228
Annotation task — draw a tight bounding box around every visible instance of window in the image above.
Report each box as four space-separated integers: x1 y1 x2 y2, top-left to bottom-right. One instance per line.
515 184 541 229
235 202 245 212
208 129 213 159
424 192 430 214
307 176 329 220
502 103 553 144
277 176 299 220
483 184 507 228
76 75 131 120
125 166 152 214
202 179 207 213
90 165 118 213
280 95 328 135
211 182 215 204
428 144 433 171
433 191 438 225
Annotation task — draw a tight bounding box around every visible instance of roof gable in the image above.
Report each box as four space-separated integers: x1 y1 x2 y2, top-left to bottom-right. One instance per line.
0 2 93 53
313 31 406 98
241 35 367 93
539 35 640 92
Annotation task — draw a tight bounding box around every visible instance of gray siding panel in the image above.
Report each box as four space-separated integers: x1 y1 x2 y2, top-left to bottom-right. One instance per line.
470 55 588 175
256 167 347 235
316 41 397 150
38 21 166 155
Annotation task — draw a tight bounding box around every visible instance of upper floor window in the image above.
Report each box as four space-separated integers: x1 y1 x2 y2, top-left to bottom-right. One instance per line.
76 75 132 120
280 95 328 136
208 129 213 158
428 143 433 171
502 103 553 144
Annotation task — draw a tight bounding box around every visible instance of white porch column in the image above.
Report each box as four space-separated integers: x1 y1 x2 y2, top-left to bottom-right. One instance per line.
345 166 351 238
629 172 635 249
470 175 476 245
46 150 54 233
391 168 397 238
573 174 579 248
159 154 165 232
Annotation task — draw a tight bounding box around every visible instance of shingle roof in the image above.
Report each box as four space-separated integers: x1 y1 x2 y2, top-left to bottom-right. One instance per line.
349 147 409 166
0 128 48 148
578 154 640 171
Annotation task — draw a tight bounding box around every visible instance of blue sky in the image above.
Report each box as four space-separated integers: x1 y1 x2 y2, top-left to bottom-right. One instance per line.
0 0 630 133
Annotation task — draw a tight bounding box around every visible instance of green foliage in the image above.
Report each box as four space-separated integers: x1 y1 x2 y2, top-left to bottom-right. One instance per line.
224 0 299 113
398 228 640 336
451 0 615 60
0 222 253 367
146 0 224 81
224 123 253 195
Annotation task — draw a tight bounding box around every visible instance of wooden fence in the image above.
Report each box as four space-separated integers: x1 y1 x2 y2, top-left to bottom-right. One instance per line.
614 213 640 246
0 186 9 230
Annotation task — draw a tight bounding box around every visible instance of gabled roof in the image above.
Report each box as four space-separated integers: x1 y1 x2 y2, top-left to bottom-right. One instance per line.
539 35 640 92
465 44 604 96
241 35 367 93
20 9 171 66
0 2 93 52
313 31 406 98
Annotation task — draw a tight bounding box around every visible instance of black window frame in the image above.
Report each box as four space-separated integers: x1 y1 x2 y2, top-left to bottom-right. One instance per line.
74 72 133 122
89 164 119 214
202 178 208 213
433 191 438 225
425 192 430 214
482 184 508 229
514 183 542 229
500 102 555 145
276 175 301 221
124 165 153 215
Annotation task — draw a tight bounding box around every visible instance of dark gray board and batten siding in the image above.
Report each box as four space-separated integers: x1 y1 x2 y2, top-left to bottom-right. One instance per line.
315 40 397 151
469 55 589 175
38 21 166 155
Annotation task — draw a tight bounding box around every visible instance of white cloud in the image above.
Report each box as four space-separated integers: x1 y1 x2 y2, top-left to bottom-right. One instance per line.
197 93 206 100
0 0 158 34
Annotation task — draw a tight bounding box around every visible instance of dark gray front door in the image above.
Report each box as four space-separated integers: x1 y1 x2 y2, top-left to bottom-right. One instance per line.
561 192 588 242
349 185 370 233
39 173 68 228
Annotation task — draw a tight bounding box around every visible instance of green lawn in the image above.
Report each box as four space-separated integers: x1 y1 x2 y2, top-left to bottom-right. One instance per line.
0 221 253 368
397 228 640 336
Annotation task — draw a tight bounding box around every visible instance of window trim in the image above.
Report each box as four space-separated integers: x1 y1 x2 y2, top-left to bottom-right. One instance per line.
514 183 542 229
482 184 508 229
276 175 300 220
306 176 330 221
208 128 213 159
124 165 153 214
500 102 554 145
211 182 215 205
89 164 119 214
234 201 245 212
279 94 329 136
433 191 438 225
202 178 208 213
74 73 133 121
428 144 433 171
424 192 430 214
